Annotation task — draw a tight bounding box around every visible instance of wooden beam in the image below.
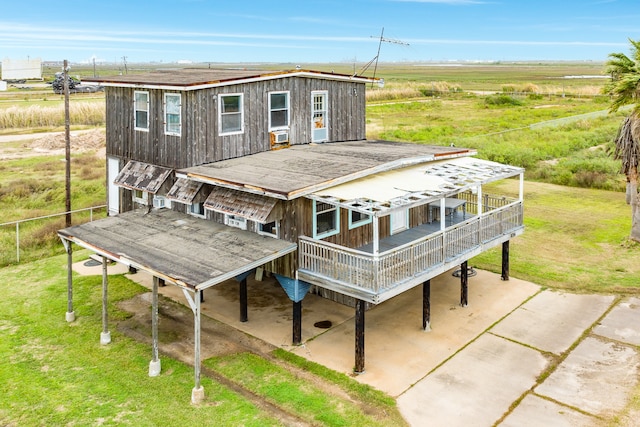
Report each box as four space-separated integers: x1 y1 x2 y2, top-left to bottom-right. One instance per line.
460 261 468 307
149 277 161 377
191 290 205 404
64 240 75 322
355 299 365 374
100 256 111 345
239 277 248 322
501 240 510 281
423 280 431 331
293 300 302 345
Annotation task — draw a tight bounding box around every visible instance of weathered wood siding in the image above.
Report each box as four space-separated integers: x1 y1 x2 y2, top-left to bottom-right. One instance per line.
105 77 366 169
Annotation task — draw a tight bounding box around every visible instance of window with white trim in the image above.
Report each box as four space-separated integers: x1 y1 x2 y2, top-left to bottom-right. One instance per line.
219 93 243 135
348 204 372 229
152 195 171 209
269 91 289 130
164 93 181 136
313 200 339 239
132 189 148 205
134 91 149 131
258 221 279 238
188 202 205 218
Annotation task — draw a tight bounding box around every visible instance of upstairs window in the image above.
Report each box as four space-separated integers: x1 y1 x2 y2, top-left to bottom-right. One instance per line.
219 93 243 135
313 200 339 239
349 207 372 229
134 91 149 131
164 93 181 136
269 91 289 130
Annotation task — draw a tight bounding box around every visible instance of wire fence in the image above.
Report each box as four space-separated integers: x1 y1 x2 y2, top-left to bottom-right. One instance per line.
0 205 106 265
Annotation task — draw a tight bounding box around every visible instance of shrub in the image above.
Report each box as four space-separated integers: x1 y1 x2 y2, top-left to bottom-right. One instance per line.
484 95 523 106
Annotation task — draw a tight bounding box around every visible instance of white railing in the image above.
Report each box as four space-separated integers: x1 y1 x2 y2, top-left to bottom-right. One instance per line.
0 205 107 264
299 201 523 295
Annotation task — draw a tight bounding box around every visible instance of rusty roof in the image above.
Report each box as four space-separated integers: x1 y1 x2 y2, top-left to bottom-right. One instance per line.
85 69 374 90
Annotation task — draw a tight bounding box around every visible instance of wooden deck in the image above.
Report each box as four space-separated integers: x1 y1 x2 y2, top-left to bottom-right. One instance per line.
298 200 523 304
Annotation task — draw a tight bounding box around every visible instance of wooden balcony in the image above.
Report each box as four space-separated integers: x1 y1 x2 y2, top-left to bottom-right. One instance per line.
298 194 523 304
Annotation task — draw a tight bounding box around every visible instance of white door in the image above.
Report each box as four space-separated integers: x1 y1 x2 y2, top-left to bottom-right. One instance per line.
312 91 328 142
390 209 408 234
107 157 120 216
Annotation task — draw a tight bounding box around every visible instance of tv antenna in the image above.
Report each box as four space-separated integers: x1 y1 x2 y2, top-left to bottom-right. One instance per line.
355 27 409 84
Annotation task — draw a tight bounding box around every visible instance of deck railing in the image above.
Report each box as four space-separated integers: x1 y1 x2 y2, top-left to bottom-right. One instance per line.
299 200 523 295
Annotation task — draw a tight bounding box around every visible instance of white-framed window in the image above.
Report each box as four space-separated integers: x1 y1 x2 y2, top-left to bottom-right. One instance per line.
152 195 171 209
219 93 244 135
134 91 149 131
269 91 289 130
258 221 279 238
133 189 148 205
348 209 372 230
225 214 247 230
188 202 206 218
164 93 181 136
311 90 328 142
313 200 339 239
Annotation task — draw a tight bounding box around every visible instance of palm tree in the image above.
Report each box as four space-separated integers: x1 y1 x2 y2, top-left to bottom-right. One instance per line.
605 38 640 242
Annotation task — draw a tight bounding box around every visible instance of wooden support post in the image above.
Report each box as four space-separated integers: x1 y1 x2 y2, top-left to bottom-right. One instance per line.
292 300 302 345
64 240 75 322
460 261 468 307
200 289 205 303
501 240 510 281
100 257 111 345
239 277 248 322
354 299 366 374
191 290 205 404
423 280 431 331
149 276 161 377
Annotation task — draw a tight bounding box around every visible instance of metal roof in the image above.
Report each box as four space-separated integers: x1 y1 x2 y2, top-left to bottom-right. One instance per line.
84 69 376 91
309 156 524 217
180 140 474 200
58 209 297 290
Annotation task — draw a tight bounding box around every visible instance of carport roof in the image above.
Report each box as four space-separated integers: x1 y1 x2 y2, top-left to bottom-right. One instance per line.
57 209 296 291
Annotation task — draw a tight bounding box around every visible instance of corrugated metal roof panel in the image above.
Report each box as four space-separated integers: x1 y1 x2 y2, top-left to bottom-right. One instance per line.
204 186 282 223
113 161 172 194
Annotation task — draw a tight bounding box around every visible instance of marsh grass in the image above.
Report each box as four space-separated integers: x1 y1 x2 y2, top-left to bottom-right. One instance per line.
0 102 105 129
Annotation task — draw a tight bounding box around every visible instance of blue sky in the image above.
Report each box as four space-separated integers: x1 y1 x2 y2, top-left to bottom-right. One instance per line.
1 0 639 65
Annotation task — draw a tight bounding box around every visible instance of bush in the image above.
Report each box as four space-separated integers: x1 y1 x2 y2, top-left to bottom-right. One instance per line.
484 95 524 106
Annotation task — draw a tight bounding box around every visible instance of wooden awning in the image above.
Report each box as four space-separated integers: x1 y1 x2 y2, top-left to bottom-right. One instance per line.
113 161 172 194
204 186 282 224
166 178 206 204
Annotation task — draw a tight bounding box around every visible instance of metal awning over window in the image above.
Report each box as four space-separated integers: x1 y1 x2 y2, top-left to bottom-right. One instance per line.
204 186 282 224
114 161 172 194
309 157 524 217
166 178 206 204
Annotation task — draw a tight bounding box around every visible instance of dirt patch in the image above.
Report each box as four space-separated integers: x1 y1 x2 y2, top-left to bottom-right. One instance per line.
29 129 105 155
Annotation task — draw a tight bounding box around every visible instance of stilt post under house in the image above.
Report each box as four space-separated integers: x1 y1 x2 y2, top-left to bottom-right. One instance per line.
501 240 510 281
239 277 248 322
355 299 366 374
293 300 302 345
149 276 161 377
423 280 431 331
460 261 468 307
100 256 111 345
63 239 75 322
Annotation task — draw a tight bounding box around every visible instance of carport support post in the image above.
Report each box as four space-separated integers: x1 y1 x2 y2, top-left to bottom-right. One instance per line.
460 261 468 307
63 239 75 322
423 280 431 331
100 256 111 345
355 299 365 374
239 277 248 322
293 300 302 345
501 241 510 281
191 289 205 404
149 276 161 377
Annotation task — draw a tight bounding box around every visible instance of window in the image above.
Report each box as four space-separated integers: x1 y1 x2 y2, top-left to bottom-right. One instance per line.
219 94 243 135
313 200 339 239
189 202 205 218
258 221 279 238
133 189 148 205
269 91 289 130
164 93 181 136
153 195 171 209
348 205 372 229
311 91 328 142
134 91 149 131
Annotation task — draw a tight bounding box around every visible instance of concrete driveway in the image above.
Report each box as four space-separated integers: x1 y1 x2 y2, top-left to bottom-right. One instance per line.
75 260 640 426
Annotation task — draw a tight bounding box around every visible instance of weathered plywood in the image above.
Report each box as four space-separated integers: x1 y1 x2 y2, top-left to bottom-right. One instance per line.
166 178 205 204
113 161 172 193
204 187 281 223
58 209 297 290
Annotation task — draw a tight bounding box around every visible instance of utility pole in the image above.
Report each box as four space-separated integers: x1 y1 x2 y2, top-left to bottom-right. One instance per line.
63 59 71 227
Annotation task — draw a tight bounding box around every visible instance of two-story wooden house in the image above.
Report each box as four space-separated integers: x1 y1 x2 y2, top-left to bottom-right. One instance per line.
58 68 524 403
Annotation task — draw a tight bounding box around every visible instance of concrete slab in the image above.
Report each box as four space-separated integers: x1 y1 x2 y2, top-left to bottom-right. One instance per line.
535 336 640 417
490 291 615 355
501 394 597 427
397 333 548 427
291 269 540 396
72 259 130 276
593 297 640 346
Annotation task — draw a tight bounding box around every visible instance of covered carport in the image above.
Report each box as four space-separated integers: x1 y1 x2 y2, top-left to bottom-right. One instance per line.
57 208 296 403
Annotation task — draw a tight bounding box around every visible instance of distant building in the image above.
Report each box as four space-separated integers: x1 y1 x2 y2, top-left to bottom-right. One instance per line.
1 57 42 80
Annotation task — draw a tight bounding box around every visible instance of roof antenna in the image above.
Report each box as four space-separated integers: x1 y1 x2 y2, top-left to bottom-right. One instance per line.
355 27 408 85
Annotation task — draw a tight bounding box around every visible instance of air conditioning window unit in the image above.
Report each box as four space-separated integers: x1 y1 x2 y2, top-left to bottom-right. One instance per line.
270 130 290 149
275 131 288 143
152 196 166 208
225 215 247 230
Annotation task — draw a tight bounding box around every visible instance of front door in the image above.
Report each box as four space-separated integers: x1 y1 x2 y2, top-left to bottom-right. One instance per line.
312 91 328 142
390 209 408 235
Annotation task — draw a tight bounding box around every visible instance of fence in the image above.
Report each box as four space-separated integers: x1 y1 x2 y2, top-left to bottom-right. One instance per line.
0 205 106 264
